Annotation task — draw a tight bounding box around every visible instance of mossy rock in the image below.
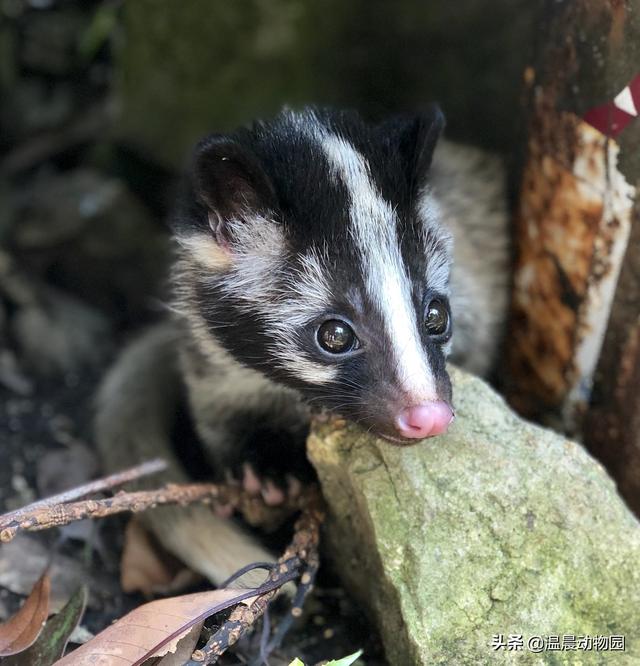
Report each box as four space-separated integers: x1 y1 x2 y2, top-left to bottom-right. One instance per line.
116 0 330 166
308 367 640 665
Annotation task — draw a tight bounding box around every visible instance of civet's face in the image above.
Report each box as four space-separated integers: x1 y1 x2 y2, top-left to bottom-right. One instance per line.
174 108 454 443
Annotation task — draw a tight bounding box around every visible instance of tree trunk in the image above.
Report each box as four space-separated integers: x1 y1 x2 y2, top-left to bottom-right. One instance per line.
505 0 640 513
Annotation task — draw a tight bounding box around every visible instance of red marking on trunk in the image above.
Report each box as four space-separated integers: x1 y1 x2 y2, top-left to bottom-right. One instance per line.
584 103 634 137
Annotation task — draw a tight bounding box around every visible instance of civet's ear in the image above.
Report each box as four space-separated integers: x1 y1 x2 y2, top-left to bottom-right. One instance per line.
381 105 445 188
193 135 279 240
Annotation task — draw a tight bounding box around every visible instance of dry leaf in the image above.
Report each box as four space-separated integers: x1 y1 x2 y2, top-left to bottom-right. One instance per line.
0 570 50 656
0 534 114 612
120 518 201 596
54 588 248 665
154 621 203 665
2 585 87 665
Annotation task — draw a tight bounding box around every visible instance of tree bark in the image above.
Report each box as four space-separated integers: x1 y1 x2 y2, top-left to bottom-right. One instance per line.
505 0 640 513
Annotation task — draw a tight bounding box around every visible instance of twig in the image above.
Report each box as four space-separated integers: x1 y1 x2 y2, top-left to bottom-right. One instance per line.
15 458 168 512
0 481 229 543
0 458 168 541
264 556 320 658
0 461 325 664
185 489 324 665
0 473 300 544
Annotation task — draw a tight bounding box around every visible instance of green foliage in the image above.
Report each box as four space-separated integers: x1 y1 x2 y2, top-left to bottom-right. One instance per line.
3 586 87 666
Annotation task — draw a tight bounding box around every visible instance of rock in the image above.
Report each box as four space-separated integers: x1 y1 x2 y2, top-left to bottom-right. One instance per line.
1 251 111 377
1 250 113 375
117 0 320 166
10 170 111 248
307 367 640 665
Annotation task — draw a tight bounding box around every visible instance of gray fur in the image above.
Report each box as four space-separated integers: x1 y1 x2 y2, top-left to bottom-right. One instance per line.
433 141 510 375
95 323 280 586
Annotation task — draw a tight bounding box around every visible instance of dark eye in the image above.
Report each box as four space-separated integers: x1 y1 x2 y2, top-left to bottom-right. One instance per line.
317 319 358 354
424 299 450 337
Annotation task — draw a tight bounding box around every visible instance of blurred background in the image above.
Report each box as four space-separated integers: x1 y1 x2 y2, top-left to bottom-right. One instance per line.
0 0 538 648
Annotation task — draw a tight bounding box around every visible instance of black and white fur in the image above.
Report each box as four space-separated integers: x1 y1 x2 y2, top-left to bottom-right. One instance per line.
96 107 509 585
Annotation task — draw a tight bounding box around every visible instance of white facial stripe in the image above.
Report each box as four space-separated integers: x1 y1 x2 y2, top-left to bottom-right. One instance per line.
180 216 337 385
275 349 337 385
225 244 338 384
269 248 338 383
417 191 453 295
320 133 438 400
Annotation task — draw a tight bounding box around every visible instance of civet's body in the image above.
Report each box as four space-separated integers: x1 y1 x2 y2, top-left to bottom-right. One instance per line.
96 108 510 584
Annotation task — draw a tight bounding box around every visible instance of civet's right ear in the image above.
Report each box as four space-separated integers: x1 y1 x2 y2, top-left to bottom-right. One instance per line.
193 135 279 242
379 105 445 191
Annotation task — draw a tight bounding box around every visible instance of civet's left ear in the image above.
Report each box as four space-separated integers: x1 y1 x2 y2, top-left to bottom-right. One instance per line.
192 134 279 225
380 105 445 188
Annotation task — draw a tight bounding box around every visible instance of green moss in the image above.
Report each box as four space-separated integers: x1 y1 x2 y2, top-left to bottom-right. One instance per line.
116 0 332 166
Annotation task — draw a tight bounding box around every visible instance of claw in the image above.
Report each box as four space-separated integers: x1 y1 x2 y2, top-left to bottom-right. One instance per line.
261 480 286 506
242 463 262 495
286 474 302 499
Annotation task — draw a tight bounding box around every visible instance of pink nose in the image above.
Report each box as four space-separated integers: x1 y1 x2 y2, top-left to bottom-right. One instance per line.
395 401 454 439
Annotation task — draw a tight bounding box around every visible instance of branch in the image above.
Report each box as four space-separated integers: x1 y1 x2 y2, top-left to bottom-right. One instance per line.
0 463 301 543
186 489 324 665
15 459 167 512
0 460 325 663
0 483 221 543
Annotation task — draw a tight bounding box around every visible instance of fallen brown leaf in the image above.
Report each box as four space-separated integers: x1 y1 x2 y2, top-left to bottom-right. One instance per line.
54 588 249 666
0 570 50 656
154 621 204 666
120 519 201 596
2 585 87 665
